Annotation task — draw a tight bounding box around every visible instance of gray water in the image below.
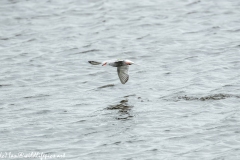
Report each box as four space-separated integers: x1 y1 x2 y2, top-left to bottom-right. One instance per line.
1 0 240 159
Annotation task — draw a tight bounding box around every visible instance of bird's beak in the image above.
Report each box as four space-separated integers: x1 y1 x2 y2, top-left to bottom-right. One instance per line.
128 62 134 65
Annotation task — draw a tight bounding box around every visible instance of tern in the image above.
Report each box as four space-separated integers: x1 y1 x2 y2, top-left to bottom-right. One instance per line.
88 60 134 84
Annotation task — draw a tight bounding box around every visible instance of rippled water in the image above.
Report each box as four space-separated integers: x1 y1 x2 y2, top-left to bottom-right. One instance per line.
1 0 240 159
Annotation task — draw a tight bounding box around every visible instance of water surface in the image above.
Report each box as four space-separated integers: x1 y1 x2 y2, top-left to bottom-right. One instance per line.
1 0 240 159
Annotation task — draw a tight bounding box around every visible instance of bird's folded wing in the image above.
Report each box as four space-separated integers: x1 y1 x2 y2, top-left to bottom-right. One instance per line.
117 65 129 84
88 61 101 65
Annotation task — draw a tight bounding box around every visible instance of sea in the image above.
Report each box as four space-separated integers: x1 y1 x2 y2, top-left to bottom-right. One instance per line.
0 0 240 159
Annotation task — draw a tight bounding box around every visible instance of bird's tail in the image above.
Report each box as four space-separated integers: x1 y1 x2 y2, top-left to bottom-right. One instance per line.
88 61 101 65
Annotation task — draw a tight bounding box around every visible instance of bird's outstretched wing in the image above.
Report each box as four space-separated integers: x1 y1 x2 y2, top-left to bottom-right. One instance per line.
88 61 101 65
114 60 124 66
117 65 129 84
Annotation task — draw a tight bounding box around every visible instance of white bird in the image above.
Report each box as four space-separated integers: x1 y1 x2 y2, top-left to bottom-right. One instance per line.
88 59 134 84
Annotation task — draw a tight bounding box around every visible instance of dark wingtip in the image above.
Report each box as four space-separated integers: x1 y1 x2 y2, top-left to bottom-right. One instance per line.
88 61 101 65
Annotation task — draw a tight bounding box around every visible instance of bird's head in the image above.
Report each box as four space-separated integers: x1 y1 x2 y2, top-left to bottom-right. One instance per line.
125 60 134 65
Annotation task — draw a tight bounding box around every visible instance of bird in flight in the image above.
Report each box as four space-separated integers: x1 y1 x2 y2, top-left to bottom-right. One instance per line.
88 59 134 84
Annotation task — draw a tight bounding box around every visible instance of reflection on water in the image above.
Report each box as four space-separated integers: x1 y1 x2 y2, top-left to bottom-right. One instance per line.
106 99 134 120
